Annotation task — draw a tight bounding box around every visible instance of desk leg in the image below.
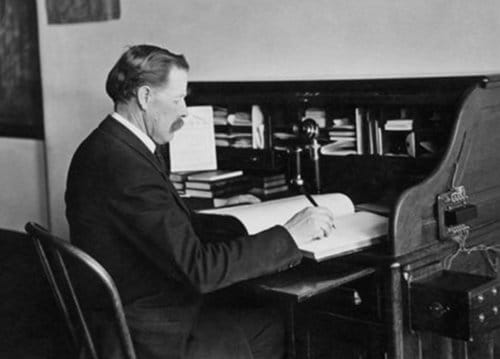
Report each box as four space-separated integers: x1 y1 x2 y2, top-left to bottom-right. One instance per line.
287 303 296 359
386 262 404 359
286 302 312 359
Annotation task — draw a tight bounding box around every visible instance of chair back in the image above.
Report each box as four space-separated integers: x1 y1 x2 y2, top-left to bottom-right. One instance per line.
24 222 136 359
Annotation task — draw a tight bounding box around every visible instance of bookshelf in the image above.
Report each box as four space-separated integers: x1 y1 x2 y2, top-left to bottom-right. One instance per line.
186 76 483 206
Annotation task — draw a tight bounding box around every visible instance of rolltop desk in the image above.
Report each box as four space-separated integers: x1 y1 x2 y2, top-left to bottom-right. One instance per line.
187 74 500 359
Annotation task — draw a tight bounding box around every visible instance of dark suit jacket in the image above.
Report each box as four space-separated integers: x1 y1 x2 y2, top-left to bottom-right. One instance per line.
65 116 303 358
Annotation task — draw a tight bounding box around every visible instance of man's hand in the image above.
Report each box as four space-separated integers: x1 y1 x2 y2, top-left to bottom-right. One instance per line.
283 206 335 246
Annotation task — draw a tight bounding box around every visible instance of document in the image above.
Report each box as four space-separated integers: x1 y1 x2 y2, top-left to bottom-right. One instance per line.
202 193 388 261
169 106 217 172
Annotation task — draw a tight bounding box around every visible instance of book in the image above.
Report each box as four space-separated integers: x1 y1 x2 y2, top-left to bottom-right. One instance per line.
202 193 388 261
185 175 251 190
171 181 185 191
169 171 199 183
249 184 289 196
327 130 356 137
186 170 244 182
251 105 265 149
249 173 287 188
249 172 286 182
227 112 252 126
320 139 357 156
185 182 252 198
253 178 287 189
384 119 413 131
355 107 364 154
328 135 356 142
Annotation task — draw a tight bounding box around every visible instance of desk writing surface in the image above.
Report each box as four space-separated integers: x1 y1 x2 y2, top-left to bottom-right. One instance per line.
244 261 376 303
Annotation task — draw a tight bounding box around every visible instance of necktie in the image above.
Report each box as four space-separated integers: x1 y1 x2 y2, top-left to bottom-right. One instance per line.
154 147 167 173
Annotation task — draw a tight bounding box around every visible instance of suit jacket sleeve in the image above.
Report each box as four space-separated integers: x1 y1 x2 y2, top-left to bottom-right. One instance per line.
104 146 303 294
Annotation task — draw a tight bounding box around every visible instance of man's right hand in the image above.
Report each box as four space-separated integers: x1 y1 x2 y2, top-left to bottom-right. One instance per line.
283 206 335 246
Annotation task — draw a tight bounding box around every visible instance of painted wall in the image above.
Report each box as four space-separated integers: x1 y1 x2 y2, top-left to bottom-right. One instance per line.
0 138 48 231
36 0 500 237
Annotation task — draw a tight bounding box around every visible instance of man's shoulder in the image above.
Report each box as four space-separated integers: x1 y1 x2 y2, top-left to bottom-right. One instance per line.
76 118 131 154
69 118 140 175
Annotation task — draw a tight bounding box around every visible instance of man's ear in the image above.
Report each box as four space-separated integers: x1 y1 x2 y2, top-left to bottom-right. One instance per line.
136 85 152 111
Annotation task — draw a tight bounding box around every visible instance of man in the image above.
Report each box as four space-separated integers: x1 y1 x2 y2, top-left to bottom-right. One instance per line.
65 44 335 359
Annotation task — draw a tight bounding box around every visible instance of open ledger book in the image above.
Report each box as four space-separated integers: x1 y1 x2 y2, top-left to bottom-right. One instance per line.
201 193 388 261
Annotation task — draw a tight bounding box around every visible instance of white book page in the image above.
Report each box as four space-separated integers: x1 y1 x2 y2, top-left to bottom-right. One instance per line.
169 106 217 172
202 193 355 234
298 211 388 260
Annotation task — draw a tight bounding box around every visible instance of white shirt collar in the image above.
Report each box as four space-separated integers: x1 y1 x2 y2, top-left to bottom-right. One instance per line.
111 112 156 154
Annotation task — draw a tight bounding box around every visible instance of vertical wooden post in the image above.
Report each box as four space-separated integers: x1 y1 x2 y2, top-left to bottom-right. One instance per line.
386 262 404 359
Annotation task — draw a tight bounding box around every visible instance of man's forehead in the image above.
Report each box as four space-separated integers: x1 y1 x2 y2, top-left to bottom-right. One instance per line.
165 68 188 94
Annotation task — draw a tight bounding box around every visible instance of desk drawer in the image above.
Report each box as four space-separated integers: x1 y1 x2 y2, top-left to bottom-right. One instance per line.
410 270 500 341
301 274 382 322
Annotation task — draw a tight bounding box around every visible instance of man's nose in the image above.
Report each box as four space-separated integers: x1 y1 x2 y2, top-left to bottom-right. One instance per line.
179 99 188 118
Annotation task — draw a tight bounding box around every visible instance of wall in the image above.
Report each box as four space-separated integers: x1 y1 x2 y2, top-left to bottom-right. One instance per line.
36 0 500 237
0 138 48 231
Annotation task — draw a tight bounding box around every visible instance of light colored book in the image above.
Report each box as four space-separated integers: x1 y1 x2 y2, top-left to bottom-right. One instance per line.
384 119 414 131
249 184 289 196
327 130 356 137
202 193 388 261
321 140 357 156
186 170 244 182
355 107 364 154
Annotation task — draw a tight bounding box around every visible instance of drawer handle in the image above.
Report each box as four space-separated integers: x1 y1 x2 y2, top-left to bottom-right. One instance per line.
428 301 450 319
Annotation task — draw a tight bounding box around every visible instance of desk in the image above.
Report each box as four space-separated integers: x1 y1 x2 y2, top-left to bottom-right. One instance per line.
189 75 500 359
242 260 383 358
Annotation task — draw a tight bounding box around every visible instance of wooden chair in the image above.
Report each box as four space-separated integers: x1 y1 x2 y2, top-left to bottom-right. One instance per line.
25 222 136 359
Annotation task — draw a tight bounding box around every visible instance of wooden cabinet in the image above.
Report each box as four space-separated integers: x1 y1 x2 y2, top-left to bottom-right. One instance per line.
188 75 500 358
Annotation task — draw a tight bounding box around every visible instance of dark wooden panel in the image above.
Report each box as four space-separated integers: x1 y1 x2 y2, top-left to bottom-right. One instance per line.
393 79 500 256
0 0 43 138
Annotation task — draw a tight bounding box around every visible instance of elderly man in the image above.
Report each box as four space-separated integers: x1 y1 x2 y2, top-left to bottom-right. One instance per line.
65 44 335 359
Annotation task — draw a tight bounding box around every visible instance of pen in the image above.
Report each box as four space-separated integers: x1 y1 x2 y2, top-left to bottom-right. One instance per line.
303 191 336 228
304 191 318 207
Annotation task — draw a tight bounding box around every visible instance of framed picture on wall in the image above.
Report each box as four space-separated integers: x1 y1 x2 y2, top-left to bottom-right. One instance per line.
0 0 44 139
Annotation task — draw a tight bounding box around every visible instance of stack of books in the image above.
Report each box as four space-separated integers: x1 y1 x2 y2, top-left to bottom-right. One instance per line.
215 111 253 148
322 119 357 156
169 171 197 195
213 107 229 126
248 172 289 199
184 170 251 199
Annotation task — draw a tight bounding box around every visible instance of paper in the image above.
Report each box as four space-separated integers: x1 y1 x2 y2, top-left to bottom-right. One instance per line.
202 193 355 234
202 193 387 261
169 106 217 172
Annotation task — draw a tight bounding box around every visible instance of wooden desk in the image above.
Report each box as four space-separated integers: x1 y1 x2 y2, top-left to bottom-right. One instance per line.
242 260 381 358
189 75 500 358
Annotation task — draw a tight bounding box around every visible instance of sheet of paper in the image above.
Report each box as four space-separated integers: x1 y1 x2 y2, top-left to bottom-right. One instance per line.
202 193 355 234
169 106 217 172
